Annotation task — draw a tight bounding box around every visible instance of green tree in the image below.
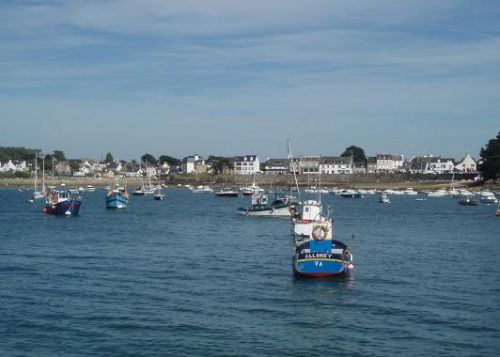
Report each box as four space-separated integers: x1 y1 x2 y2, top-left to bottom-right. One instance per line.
341 145 367 163
53 150 66 161
69 160 81 173
479 131 500 181
105 152 114 163
158 155 181 166
141 153 157 166
208 156 234 175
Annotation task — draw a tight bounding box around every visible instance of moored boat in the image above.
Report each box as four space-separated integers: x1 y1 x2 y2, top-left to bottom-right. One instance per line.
292 200 353 277
458 197 478 206
215 188 239 197
479 191 498 203
106 186 129 208
340 189 361 198
379 192 391 204
238 192 298 216
43 187 81 216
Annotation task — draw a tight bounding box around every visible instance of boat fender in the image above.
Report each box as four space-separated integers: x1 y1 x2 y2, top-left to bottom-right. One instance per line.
312 225 328 241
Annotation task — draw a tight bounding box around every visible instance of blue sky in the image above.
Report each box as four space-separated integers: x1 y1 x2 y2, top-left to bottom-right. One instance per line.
0 0 499 161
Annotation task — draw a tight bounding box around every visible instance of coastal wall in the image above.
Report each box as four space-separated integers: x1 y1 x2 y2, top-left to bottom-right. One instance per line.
1 173 489 191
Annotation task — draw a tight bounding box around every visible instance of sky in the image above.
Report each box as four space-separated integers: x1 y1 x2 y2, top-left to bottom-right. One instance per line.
0 0 499 161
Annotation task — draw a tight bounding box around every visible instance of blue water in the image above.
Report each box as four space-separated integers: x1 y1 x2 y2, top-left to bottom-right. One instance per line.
1 188 499 356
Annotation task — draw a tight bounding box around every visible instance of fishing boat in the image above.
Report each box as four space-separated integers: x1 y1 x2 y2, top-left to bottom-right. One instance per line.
43 187 81 216
215 188 239 197
287 140 353 277
379 192 391 204
105 186 129 209
458 197 478 206
238 192 298 216
292 200 354 277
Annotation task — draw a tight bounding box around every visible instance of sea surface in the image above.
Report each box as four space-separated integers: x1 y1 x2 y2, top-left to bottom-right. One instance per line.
0 188 499 356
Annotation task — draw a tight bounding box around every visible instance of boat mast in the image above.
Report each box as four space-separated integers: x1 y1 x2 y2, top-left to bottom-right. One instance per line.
34 152 38 192
287 139 301 202
42 154 45 191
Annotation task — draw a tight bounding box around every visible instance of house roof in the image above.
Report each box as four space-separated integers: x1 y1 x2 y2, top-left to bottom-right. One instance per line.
233 155 258 162
265 159 288 167
319 156 352 165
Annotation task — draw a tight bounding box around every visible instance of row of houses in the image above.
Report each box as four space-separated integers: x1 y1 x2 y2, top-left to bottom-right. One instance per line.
0 153 479 176
180 153 478 175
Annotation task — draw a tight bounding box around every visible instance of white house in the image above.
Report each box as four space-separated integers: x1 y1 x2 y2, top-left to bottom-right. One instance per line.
319 156 353 174
0 160 23 172
428 157 455 174
182 155 206 174
376 154 404 172
233 155 260 175
455 153 477 173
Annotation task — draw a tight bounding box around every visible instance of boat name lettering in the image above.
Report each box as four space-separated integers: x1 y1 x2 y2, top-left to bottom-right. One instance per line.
304 253 333 259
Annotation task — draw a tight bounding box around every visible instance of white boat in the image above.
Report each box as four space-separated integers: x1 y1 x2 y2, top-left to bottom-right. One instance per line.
427 188 449 197
450 188 474 198
479 191 498 203
85 185 96 192
403 188 418 195
379 192 391 204
190 185 214 193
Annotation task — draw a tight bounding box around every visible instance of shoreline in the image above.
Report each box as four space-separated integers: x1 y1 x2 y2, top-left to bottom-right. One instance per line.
2 174 498 192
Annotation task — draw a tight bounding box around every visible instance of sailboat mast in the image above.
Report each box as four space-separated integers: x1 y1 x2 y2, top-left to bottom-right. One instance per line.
287 140 301 202
34 152 38 192
42 154 45 190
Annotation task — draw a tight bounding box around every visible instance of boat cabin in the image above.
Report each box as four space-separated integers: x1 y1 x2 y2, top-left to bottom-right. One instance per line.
300 200 322 221
251 193 268 206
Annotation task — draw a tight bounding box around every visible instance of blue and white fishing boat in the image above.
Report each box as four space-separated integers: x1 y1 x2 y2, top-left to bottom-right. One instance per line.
43 187 81 216
287 140 353 277
292 200 353 277
105 186 129 209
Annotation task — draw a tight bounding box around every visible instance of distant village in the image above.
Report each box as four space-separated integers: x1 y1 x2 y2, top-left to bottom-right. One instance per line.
0 151 479 178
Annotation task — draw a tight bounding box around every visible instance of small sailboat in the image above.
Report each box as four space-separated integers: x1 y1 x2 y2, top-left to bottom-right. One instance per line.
153 170 164 200
43 186 81 216
31 152 45 200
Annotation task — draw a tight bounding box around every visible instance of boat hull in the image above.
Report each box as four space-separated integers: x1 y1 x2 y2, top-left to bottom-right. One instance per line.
216 192 238 197
106 195 129 209
293 255 349 277
44 199 81 216
238 205 292 217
